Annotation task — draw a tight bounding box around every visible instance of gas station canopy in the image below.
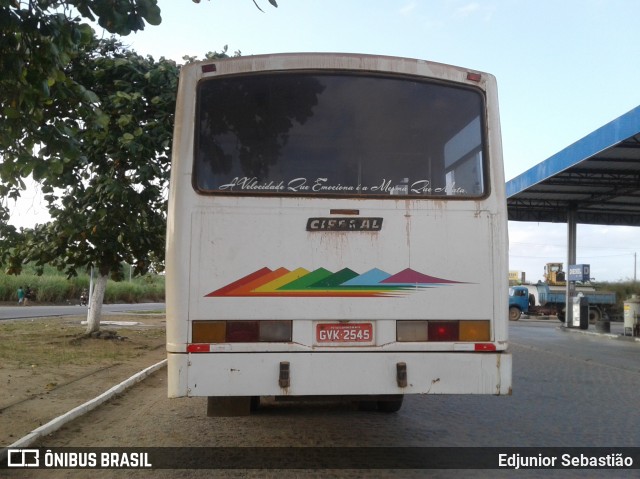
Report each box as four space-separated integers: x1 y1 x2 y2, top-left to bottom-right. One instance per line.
506 105 640 226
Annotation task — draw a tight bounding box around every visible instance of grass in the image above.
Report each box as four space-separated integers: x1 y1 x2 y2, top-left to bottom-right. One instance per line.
0 315 166 370
0 313 167 445
0 267 164 304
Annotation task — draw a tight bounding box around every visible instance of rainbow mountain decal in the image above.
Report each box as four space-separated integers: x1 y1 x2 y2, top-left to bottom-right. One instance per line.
206 267 465 298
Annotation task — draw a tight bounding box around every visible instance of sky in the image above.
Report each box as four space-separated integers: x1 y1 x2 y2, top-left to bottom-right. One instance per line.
9 0 640 282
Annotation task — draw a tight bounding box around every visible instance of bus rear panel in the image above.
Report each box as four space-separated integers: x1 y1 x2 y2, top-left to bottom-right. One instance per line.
166 53 511 414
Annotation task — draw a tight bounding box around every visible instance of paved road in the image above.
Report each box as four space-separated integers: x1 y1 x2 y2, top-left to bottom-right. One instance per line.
6 319 640 478
0 303 165 320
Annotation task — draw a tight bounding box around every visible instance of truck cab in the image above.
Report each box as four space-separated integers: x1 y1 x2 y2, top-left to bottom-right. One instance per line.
508 285 529 321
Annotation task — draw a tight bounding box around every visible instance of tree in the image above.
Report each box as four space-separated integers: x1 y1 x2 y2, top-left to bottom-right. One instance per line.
1 2 161 334
1 37 179 334
0 1 163 210
0 1 274 334
1 0 276 211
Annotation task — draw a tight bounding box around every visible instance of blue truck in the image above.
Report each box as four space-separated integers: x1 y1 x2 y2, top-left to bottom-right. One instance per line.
508 283 617 323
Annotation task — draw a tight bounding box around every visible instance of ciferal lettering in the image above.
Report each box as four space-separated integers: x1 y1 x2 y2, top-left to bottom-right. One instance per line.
306 217 383 232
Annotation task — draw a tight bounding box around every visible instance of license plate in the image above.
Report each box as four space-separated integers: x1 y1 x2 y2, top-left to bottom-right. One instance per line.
316 322 373 344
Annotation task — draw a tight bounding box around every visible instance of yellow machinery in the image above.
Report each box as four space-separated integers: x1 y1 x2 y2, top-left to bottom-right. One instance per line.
544 262 566 286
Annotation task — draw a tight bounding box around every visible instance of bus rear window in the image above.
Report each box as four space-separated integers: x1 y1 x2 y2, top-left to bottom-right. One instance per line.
194 72 486 197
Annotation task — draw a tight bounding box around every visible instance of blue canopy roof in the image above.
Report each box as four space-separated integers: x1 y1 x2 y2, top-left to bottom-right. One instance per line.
506 105 640 225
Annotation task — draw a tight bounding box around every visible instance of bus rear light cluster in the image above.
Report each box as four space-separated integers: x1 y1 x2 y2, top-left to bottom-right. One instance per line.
191 320 292 345
396 320 491 343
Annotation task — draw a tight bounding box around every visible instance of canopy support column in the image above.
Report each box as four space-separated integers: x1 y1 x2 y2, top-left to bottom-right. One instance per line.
564 206 577 326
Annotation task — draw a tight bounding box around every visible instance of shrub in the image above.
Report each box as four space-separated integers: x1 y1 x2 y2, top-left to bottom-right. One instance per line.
0 272 164 304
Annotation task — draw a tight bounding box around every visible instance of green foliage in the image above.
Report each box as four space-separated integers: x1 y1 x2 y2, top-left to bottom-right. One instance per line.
182 45 241 64
0 271 164 304
73 0 162 34
598 281 640 307
0 0 257 329
0 1 177 285
0 38 179 280
104 280 163 303
0 1 162 211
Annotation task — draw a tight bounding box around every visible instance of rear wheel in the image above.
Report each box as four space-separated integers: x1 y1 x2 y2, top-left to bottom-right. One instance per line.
588 307 602 324
377 395 404 413
509 306 521 321
207 396 252 417
357 400 378 411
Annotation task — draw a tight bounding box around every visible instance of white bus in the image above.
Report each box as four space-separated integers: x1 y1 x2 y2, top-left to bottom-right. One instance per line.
166 53 511 415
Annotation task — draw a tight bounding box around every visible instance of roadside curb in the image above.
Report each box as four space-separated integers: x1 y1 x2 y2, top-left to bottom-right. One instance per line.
0 359 167 461
558 326 640 343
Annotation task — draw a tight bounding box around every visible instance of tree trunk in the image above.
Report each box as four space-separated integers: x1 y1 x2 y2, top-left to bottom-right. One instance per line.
85 273 108 335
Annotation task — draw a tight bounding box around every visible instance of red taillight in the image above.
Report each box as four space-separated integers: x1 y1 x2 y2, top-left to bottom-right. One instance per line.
187 344 211 353
226 321 259 342
475 343 497 351
397 320 491 342
190 320 292 346
467 72 482 82
202 63 217 73
428 321 459 341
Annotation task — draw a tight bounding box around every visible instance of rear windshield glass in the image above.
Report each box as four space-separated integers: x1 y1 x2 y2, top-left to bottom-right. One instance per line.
194 72 486 197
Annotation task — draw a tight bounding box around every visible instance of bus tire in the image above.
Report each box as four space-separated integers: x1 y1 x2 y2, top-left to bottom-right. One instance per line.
207 396 251 417
588 308 602 324
358 400 378 411
377 395 404 413
509 306 521 321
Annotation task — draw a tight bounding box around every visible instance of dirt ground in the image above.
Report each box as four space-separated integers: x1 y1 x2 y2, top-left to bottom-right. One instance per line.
0 313 166 448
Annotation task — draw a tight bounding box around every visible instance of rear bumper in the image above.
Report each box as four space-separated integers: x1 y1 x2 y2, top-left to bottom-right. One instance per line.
167 351 512 398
